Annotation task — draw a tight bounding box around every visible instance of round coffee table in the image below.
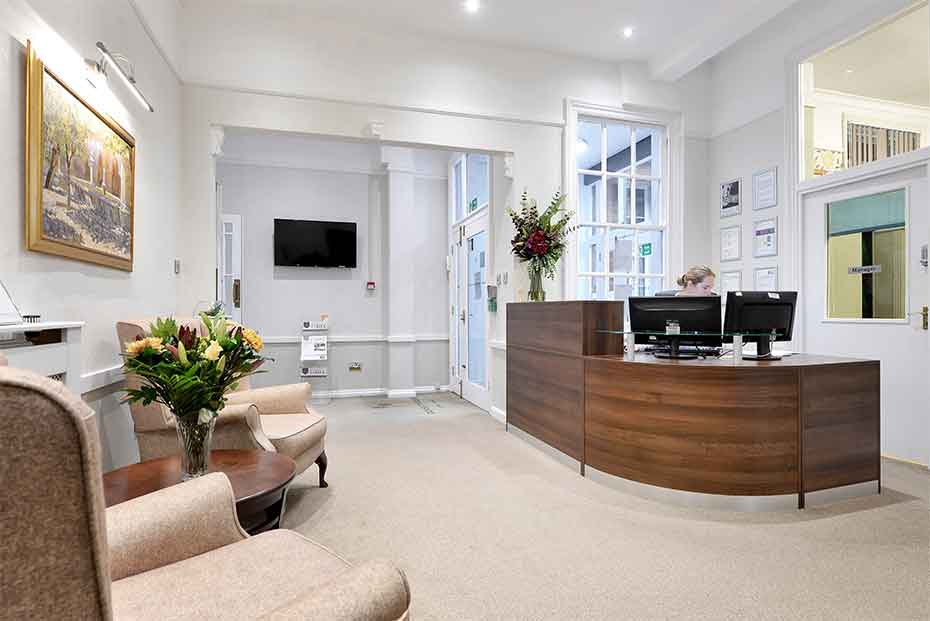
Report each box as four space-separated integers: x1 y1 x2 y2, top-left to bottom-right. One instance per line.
103 449 297 535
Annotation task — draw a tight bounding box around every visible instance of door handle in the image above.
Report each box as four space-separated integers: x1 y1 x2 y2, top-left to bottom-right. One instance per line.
460 310 466 322
908 306 928 330
233 279 241 308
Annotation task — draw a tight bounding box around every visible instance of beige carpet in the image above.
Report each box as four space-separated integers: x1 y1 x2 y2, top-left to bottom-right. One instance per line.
282 393 929 620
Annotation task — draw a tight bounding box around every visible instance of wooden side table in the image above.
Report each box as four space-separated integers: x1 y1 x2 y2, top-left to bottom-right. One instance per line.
103 450 297 535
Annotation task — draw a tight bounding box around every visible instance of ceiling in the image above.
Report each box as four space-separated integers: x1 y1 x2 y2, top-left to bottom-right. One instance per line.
181 0 802 80
812 3 929 106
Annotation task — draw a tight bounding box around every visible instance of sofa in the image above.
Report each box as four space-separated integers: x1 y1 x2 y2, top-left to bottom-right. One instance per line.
0 364 410 620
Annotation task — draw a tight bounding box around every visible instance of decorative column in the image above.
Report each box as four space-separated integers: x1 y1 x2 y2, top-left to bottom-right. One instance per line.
382 147 418 398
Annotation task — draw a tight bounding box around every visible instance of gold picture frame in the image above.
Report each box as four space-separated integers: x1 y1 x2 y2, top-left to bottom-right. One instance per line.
25 41 135 271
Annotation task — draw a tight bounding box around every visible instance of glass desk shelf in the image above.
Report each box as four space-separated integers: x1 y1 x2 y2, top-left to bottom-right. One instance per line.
596 329 787 360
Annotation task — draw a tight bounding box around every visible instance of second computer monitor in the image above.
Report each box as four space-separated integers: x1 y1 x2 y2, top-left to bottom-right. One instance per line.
722 291 797 358
628 296 722 349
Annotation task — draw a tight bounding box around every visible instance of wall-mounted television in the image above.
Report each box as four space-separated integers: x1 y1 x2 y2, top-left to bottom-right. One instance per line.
273 219 357 268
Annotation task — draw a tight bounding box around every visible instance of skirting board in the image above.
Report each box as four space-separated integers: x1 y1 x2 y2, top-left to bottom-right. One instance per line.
312 385 457 399
489 406 506 424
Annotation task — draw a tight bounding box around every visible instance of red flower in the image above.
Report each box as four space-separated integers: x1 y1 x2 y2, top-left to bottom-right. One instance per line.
526 230 550 256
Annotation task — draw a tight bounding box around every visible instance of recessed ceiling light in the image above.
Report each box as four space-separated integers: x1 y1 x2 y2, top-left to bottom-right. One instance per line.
623 27 634 38
464 0 481 13
577 138 589 153
845 68 854 74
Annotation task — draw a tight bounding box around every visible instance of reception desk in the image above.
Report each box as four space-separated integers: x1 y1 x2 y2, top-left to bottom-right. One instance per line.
506 301 880 509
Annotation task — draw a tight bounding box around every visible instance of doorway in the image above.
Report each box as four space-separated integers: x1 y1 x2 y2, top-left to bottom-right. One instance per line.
449 153 491 411
800 165 929 465
220 212 242 323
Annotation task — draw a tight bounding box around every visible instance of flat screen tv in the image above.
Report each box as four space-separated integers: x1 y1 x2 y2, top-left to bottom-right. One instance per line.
273 219 357 268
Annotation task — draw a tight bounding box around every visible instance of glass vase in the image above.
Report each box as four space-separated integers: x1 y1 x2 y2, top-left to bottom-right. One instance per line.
528 265 546 302
174 414 216 480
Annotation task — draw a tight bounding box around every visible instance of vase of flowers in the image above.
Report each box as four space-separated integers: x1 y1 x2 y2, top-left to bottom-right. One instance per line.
507 189 574 302
122 314 266 480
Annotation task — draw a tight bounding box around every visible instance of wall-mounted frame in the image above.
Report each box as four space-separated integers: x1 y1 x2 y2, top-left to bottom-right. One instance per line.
753 217 778 258
753 167 777 210
720 178 741 218
25 41 135 271
754 266 778 291
720 224 741 262
719 270 742 300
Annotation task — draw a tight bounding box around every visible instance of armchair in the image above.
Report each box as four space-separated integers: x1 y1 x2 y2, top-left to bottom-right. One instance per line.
117 319 327 487
0 366 410 620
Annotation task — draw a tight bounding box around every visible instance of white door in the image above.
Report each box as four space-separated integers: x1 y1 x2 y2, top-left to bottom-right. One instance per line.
220 213 243 323
801 165 929 466
458 213 490 411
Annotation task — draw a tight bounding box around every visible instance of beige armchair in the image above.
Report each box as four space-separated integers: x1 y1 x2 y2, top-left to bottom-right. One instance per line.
0 366 410 620
117 319 327 487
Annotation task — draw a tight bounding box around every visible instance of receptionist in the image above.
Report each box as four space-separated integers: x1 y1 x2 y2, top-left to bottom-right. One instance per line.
674 265 716 296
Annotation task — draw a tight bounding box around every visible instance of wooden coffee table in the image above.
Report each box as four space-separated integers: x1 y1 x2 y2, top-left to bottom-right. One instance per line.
103 449 297 535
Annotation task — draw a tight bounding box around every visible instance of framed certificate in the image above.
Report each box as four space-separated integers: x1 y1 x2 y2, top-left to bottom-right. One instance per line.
720 225 741 262
753 167 777 210
754 267 778 291
720 178 741 218
753 217 778 258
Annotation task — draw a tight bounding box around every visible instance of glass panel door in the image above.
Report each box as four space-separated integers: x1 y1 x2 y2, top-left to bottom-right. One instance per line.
467 230 487 387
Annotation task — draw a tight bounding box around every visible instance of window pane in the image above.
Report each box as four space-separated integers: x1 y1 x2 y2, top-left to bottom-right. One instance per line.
465 154 489 213
617 176 633 224
827 189 906 319
576 120 603 171
606 177 620 223
606 123 633 173
607 276 635 302
606 228 635 273
578 174 602 224
578 226 605 273
633 127 661 177
638 230 664 275
638 277 665 297
634 179 661 225
578 276 607 300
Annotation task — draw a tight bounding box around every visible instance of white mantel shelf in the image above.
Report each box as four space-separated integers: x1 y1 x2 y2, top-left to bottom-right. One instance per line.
0 321 85 334
1 321 84 393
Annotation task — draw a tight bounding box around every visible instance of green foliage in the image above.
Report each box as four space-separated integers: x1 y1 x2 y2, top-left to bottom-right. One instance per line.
148 317 179 340
506 189 576 279
123 317 265 424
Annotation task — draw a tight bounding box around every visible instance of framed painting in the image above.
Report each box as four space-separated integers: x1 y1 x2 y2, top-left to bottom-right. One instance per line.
25 41 135 271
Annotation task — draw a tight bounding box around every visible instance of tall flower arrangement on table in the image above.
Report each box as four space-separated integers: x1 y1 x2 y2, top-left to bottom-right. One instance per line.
122 313 266 479
507 189 575 301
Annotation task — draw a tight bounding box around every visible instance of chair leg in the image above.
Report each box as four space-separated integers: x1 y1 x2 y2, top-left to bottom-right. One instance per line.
315 450 328 488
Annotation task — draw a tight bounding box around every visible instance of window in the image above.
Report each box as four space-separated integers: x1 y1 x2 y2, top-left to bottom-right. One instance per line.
827 189 906 319
801 2 929 180
451 153 490 223
575 118 665 301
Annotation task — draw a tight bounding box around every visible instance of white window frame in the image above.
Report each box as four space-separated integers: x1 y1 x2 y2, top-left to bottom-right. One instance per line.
563 100 684 301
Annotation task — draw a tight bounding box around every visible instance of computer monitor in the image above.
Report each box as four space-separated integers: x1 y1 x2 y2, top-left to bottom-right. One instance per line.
723 291 797 360
628 296 722 359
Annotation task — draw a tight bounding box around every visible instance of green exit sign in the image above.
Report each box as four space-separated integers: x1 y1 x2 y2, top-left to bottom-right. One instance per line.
640 242 653 256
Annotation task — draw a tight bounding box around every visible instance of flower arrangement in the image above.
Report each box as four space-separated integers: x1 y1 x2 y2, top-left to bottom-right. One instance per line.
507 189 574 301
122 313 265 478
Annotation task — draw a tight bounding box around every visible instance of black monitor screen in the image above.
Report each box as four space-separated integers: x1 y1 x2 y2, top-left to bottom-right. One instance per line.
274 219 357 268
628 296 722 347
723 291 797 342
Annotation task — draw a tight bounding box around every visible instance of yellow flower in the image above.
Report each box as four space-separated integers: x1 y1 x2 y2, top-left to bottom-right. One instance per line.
203 340 222 361
242 327 263 352
125 337 164 357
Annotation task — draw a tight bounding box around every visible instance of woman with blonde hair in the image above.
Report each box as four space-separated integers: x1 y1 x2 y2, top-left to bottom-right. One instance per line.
674 265 716 296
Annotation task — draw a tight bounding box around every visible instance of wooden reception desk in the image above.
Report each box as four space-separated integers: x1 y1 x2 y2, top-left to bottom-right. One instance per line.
506 301 880 509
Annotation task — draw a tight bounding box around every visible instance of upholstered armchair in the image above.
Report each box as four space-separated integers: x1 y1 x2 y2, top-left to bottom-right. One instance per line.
0 366 410 620
117 319 328 487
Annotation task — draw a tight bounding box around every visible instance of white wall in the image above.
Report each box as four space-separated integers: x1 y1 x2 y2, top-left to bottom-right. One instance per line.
216 134 449 394
0 0 183 470
708 110 786 290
